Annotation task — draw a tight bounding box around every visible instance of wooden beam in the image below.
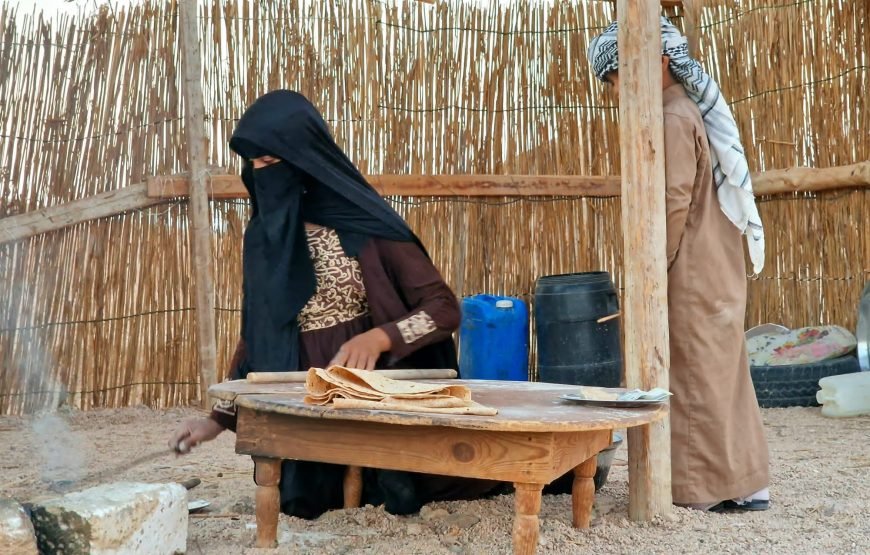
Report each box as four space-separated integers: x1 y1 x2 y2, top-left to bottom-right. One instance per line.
0 184 165 244
617 0 673 521
752 161 870 195
603 0 685 7
146 174 623 198
144 161 870 200
3 161 865 247
179 0 218 408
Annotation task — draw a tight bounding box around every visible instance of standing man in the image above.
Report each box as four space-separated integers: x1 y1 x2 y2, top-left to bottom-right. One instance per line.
587 17 770 511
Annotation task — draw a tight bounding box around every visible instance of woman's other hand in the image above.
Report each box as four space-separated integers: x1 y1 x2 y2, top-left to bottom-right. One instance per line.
329 328 392 370
168 417 225 454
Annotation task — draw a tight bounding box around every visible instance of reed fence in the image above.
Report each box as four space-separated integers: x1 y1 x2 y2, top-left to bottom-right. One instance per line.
0 0 867 414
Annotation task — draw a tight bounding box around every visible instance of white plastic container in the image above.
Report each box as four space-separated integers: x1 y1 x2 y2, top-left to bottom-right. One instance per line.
816 372 870 417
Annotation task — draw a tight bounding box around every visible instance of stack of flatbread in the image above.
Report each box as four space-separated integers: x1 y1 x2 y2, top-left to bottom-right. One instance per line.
304 366 498 416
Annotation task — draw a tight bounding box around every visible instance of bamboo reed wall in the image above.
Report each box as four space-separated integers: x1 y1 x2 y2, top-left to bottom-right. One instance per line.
1 0 867 414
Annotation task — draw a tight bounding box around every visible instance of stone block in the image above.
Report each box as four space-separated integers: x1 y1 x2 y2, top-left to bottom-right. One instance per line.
0 499 38 555
31 482 187 555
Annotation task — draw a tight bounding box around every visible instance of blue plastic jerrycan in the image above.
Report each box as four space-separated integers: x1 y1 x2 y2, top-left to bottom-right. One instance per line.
459 295 529 381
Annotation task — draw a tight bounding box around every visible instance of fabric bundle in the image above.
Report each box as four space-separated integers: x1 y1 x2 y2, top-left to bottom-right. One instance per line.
746 325 857 366
304 366 498 415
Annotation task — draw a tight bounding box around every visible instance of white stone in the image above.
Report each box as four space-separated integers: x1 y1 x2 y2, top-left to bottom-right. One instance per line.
31 482 187 555
0 499 38 555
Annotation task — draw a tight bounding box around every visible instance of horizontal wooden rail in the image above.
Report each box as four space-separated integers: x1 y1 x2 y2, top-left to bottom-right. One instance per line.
0 184 166 244
146 174 623 198
601 0 686 6
145 161 870 200
752 162 870 195
1 162 867 244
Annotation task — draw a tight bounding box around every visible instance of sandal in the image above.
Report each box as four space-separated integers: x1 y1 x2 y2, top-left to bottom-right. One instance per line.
709 498 770 512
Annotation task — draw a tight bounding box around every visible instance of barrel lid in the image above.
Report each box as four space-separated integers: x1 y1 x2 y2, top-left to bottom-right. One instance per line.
495 300 514 309
535 272 615 296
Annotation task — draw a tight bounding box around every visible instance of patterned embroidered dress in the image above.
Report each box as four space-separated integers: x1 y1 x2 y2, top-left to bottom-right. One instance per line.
295 226 374 368
298 226 369 331
296 225 438 370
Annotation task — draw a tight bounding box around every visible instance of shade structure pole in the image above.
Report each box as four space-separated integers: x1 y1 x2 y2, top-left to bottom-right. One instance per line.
179 0 218 408
616 0 673 520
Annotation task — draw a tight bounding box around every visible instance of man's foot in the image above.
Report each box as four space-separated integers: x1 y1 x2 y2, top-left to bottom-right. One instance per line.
677 487 771 513
712 498 770 512
710 488 771 512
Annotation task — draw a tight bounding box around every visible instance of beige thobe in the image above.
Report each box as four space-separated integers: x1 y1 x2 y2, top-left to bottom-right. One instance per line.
663 84 770 504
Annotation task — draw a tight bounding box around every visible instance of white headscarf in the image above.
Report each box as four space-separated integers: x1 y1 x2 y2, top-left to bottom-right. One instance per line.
588 16 765 274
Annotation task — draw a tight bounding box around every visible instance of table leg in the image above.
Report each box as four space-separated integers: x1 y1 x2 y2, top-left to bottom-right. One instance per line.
513 482 543 555
253 456 281 548
572 454 597 528
343 465 363 509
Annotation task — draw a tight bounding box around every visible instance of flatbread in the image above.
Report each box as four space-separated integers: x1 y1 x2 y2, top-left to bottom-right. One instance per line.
332 398 499 416
303 366 496 415
304 368 386 405
330 366 464 396
381 396 469 408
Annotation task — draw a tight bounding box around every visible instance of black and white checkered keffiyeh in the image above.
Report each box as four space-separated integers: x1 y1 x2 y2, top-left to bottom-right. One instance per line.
587 16 765 274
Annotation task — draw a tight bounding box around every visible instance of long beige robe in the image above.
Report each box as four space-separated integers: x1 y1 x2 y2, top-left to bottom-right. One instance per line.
663 84 769 504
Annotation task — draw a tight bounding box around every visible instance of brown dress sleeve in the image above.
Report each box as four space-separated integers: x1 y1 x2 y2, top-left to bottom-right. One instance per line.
373 240 461 362
208 337 246 431
663 111 699 270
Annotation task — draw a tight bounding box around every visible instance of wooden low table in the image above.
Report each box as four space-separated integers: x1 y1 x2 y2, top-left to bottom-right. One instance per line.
210 379 666 555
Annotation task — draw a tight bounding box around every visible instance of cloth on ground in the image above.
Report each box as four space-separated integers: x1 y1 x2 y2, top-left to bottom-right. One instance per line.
747 325 857 366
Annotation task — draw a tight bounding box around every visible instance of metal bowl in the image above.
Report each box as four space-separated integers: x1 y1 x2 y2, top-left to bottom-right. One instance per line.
593 433 624 491
544 433 625 494
745 323 789 339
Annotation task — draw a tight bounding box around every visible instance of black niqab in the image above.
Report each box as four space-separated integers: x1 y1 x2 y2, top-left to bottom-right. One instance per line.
230 90 418 373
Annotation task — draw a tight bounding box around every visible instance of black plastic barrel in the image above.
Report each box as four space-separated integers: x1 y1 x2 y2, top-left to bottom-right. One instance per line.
534 272 622 387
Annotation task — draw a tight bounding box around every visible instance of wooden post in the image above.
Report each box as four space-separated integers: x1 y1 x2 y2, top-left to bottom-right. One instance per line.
178 0 218 408
453 205 468 297
616 0 673 520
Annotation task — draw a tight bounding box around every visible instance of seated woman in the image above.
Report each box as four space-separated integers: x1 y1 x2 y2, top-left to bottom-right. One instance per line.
168 90 500 518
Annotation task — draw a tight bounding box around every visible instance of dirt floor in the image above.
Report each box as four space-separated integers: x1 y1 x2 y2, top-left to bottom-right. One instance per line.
2 405 869 554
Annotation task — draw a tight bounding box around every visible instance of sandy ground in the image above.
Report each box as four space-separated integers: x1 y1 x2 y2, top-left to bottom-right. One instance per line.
2 406 869 555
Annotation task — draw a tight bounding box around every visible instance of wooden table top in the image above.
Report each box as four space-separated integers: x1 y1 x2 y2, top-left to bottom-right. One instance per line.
210 379 667 433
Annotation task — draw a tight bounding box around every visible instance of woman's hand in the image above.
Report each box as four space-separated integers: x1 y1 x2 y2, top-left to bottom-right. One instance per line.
329 328 392 370
168 417 225 454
